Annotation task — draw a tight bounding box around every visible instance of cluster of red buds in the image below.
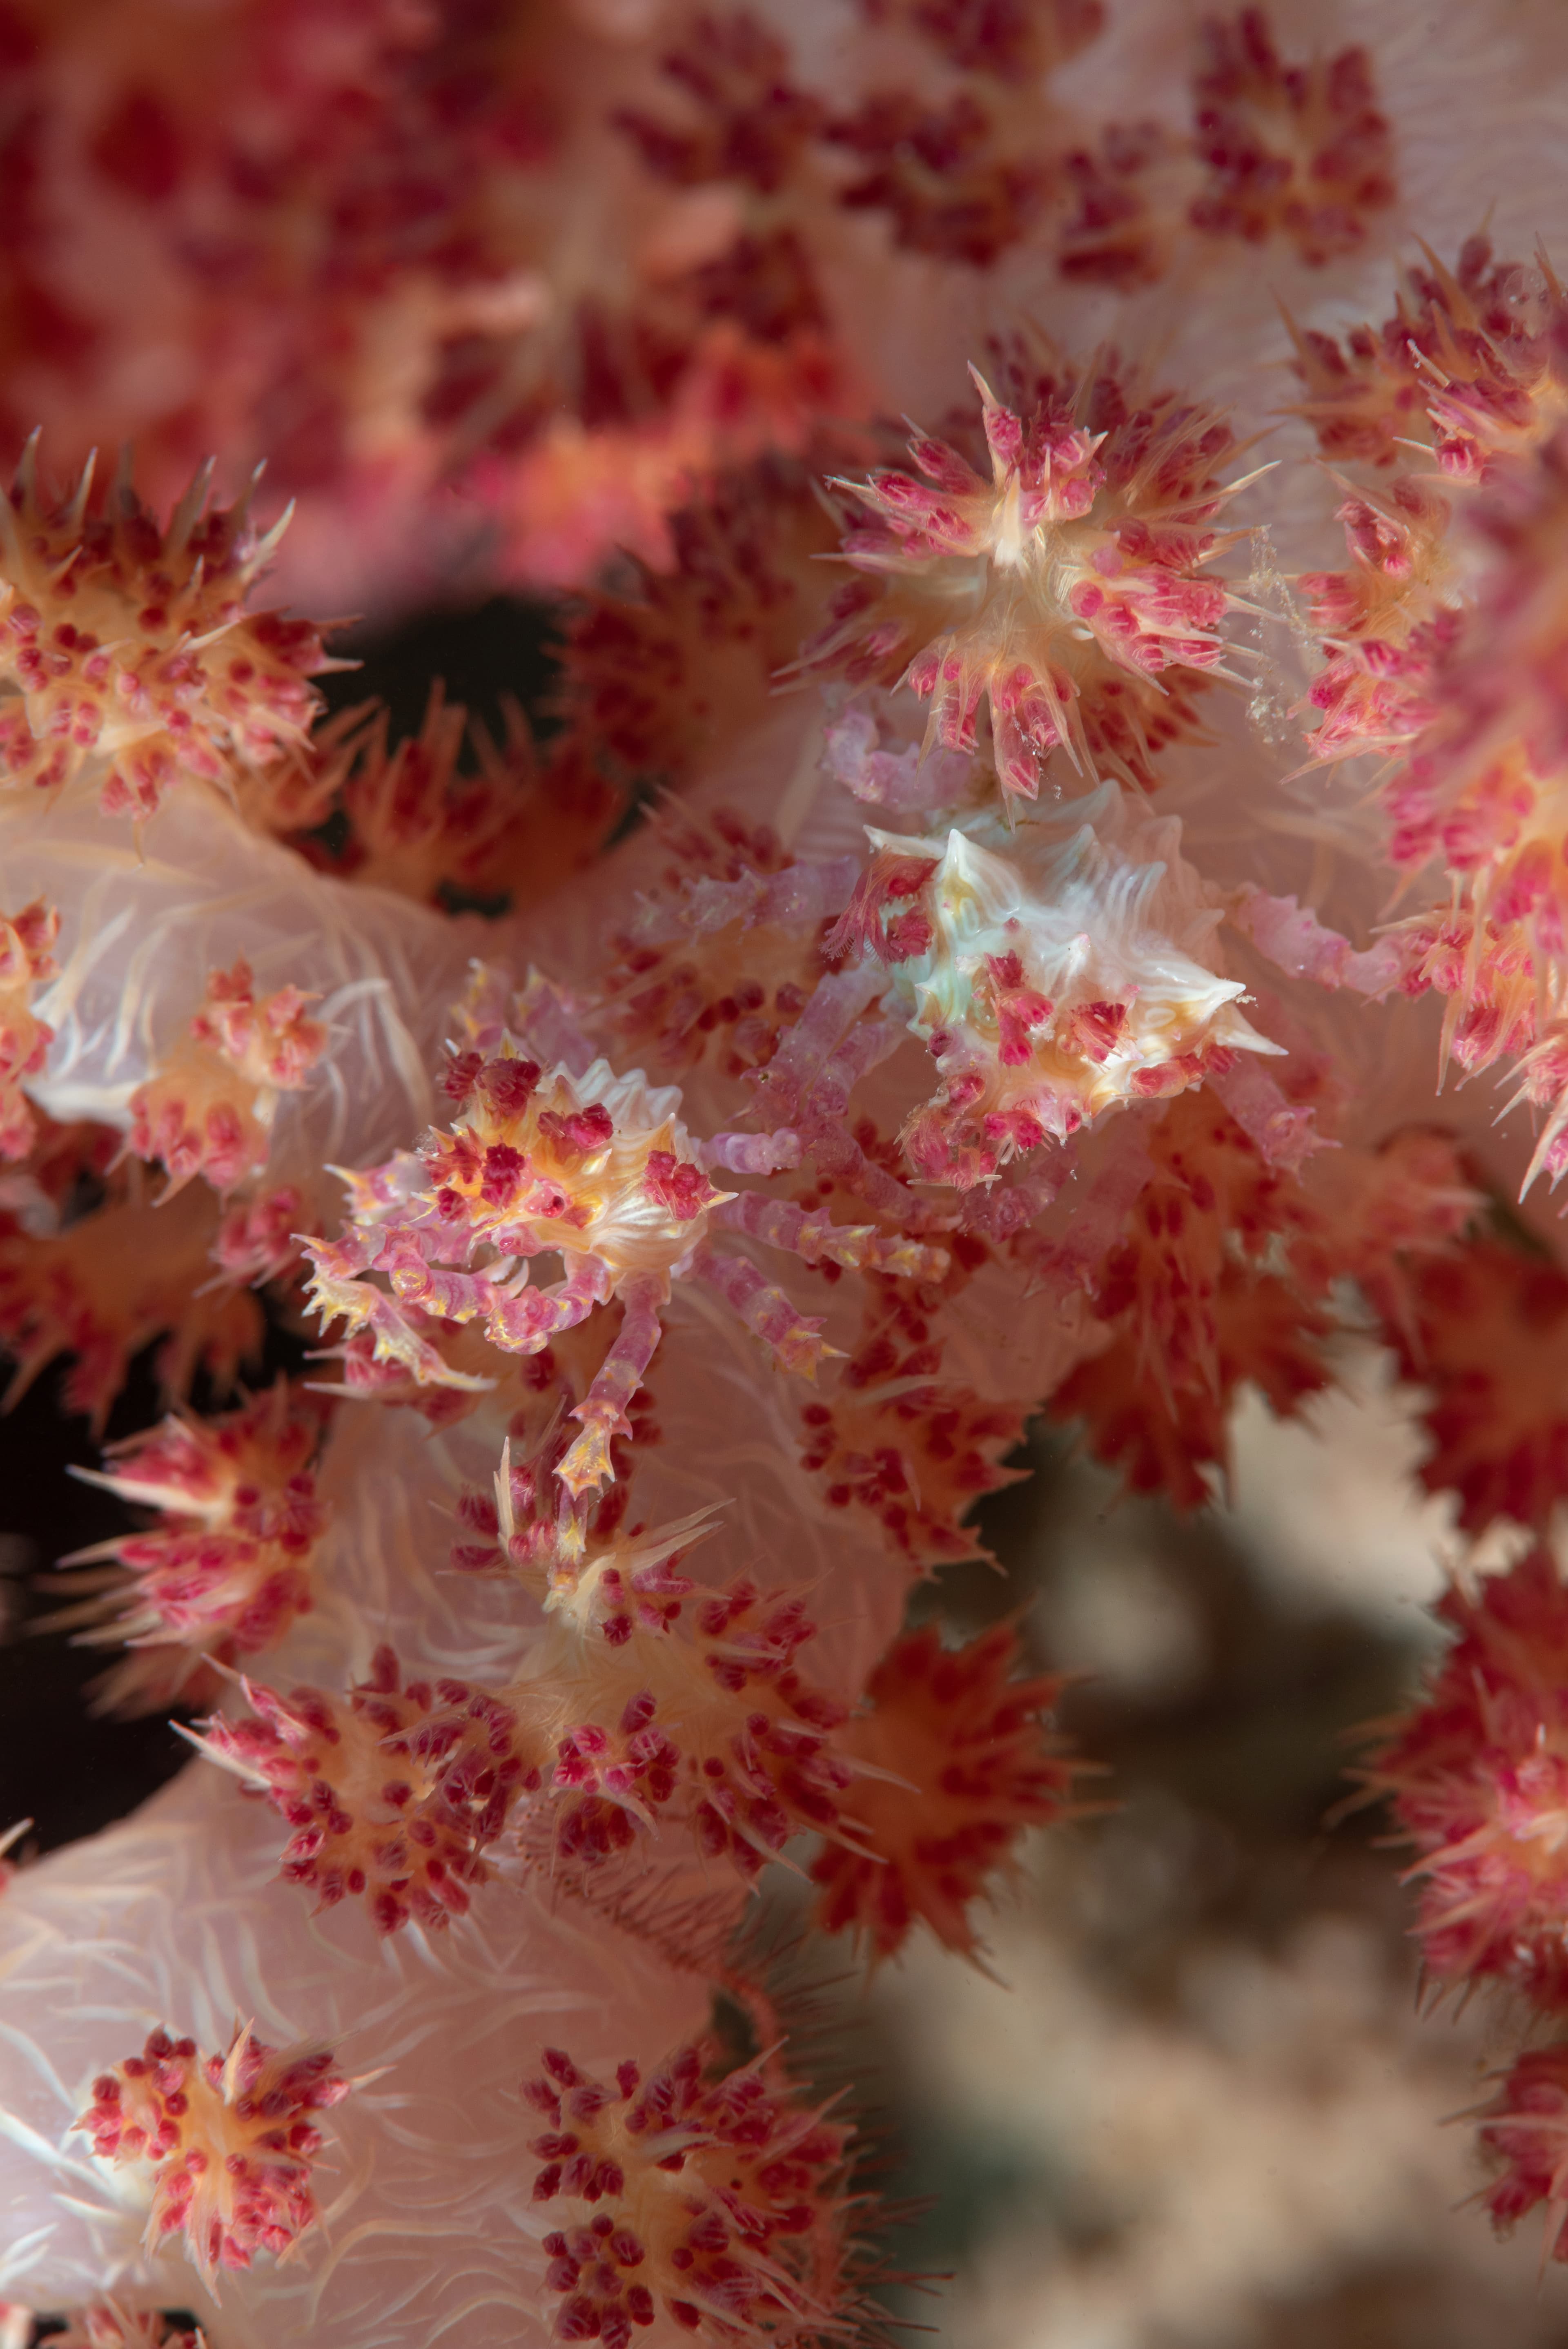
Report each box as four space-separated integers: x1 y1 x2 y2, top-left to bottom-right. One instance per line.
75 2024 350 2280
41 1379 330 1715
526 2031 853 2349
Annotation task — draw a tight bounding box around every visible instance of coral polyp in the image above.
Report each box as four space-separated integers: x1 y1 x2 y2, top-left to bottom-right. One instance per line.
129 959 328 1198
810 1621 1080 1959
42 1377 330 1714
0 447 327 820
1358 1549 1568 2012
805 365 1245 796
76 2025 350 2280
526 2033 853 2349
0 896 58 1159
1476 2044 1568 2262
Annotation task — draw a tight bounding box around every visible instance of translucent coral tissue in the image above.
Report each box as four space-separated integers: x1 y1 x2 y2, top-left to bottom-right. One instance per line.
5 3 1568 2342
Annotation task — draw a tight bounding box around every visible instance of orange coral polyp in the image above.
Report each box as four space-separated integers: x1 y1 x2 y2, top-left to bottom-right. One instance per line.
309 682 622 914
800 1382 1026 1570
0 1134 265 1430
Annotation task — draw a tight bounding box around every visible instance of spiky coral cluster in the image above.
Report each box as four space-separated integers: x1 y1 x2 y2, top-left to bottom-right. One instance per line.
212 1465 874 1917
811 1621 1079 1958
804 361 1245 798
128 958 327 1197
76 2024 350 2281
1042 1085 1332 1507
526 2031 853 2349
1289 244 1568 1203
1292 241 1568 795
0 1 1401 617
0 445 326 819
1264 319 1568 2253
1356 1545 1568 2066
1041 1103 1479 1508
42 1380 330 1714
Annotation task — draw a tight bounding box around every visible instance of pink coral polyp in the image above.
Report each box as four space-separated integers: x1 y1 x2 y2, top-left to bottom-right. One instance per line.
45 1379 330 1714
1361 1549 1568 2011
527 2033 851 2349
803 363 1242 796
195 1647 506 1934
77 2023 349 2279
1476 2043 1568 2261
129 957 326 1198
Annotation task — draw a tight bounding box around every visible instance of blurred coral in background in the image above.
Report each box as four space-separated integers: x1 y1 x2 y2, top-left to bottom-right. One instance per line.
5 1 1568 2343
